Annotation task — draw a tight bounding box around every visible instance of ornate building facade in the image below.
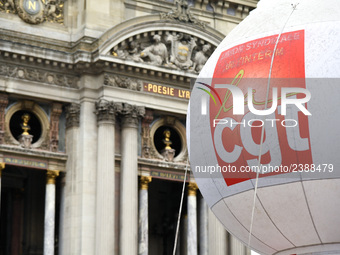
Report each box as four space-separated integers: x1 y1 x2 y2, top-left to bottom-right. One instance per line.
0 0 258 254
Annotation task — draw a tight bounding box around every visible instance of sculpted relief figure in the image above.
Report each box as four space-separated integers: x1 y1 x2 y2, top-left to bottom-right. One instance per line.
193 44 211 73
140 35 169 66
5 0 15 12
112 41 144 62
44 0 64 22
126 41 144 62
167 32 196 70
110 31 213 71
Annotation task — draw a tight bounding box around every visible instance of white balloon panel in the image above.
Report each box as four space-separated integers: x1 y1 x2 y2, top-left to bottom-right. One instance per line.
187 1 340 254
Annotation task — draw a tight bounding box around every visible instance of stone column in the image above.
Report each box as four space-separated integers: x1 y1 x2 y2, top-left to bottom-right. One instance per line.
230 235 247 255
120 103 145 255
58 173 65 255
0 163 5 209
208 209 227 255
95 99 122 254
44 170 60 255
138 176 152 255
60 103 80 255
199 196 209 255
188 182 198 255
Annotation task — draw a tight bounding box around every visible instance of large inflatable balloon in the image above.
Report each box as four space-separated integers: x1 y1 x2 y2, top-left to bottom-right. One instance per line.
188 0 340 254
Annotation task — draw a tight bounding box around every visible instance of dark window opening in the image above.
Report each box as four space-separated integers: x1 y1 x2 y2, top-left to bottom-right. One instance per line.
154 126 182 157
10 110 42 144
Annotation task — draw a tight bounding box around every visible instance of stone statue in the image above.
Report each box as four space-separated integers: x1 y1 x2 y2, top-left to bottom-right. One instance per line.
126 41 144 62
43 0 64 23
4 0 15 12
193 44 211 73
160 0 206 29
161 129 176 162
21 113 31 135
174 0 191 22
141 34 169 66
19 113 33 148
167 33 196 70
163 129 172 150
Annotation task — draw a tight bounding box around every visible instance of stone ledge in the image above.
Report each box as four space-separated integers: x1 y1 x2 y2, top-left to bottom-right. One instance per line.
0 144 68 162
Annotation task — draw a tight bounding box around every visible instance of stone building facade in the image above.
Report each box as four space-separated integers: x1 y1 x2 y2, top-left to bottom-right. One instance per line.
0 0 258 254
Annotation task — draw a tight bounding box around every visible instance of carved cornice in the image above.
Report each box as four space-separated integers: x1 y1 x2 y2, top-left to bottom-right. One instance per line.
121 103 145 128
95 99 123 124
0 52 193 88
0 62 79 88
0 144 68 161
65 103 80 129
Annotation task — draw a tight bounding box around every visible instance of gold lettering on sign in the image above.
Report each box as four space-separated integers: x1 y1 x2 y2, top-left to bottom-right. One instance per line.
28 0 36 10
144 83 190 99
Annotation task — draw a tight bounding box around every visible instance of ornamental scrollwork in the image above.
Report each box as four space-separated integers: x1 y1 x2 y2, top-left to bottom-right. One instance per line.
104 74 142 91
0 0 64 24
0 63 78 88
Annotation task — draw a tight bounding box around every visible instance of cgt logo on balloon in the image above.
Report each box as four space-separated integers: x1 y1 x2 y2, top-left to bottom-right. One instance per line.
196 30 313 186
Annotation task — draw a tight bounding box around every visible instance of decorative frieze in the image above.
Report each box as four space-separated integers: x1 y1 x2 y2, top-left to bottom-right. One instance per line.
104 74 142 91
0 0 65 24
65 103 80 129
95 99 123 124
110 31 215 73
121 103 145 128
0 63 78 89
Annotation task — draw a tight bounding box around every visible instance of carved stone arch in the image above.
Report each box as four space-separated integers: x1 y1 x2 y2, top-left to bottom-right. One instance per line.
98 14 224 55
97 15 224 73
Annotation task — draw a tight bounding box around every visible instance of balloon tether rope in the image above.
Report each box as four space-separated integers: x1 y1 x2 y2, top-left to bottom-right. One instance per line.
247 3 299 249
172 158 189 255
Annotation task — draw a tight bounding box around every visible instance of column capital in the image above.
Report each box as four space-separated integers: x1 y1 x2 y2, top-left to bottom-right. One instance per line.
140 176 152 190
95 99 122 124
121 103 145 128
46 170 60 184
65 103 81 129
0 163 5 177
188 182 198 196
